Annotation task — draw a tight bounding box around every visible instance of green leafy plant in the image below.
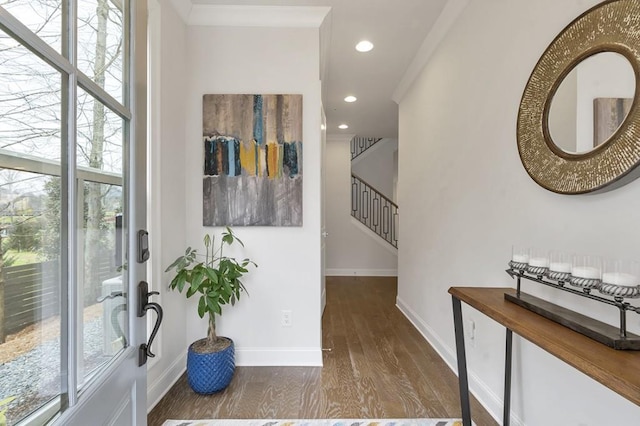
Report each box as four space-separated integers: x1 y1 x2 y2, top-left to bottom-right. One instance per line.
165 227 256 347
0 396 16 425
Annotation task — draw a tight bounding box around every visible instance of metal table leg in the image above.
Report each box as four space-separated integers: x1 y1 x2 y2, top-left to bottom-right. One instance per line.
452 296 472 426
504 328 513 426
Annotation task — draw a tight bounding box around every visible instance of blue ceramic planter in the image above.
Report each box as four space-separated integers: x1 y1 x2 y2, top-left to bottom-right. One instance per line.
187 337 235 394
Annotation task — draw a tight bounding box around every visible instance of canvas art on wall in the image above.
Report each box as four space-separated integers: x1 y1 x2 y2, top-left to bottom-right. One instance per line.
593 97 633 147
202 94 303 226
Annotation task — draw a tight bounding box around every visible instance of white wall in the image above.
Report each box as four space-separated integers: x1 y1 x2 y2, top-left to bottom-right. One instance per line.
396 1 640 425
325 134 397 276
352 138 398 201
183 25 323 367
147 4 324 412
146 0 189 410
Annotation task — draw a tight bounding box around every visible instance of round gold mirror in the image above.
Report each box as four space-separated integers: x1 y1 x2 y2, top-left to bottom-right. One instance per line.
517 0 640 194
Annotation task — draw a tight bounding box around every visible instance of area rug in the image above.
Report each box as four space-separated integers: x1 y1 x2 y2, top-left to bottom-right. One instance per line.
162 420 465 426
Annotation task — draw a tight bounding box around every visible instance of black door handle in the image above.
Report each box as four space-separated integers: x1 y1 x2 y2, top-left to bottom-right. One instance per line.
138 281 163 366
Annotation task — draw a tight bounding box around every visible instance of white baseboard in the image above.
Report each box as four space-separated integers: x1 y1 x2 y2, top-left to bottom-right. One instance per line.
326 268 397 277
235 347 323 366
146 352 187 413
395 296 524 426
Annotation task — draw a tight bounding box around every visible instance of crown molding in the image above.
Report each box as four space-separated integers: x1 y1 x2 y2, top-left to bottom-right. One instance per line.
186 4 331 28
167 0 192 23
392 0 471 104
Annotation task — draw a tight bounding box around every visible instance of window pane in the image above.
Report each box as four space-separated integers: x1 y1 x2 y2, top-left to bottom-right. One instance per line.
0 171 62 425
0 29 62 162
76 88 125 387
0 0 62 54
79 182 124 384
77 88 123 174
77 0 124 103
0 29 62 425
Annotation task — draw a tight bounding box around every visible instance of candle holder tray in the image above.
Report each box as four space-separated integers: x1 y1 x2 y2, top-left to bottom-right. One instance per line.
506 268 640 350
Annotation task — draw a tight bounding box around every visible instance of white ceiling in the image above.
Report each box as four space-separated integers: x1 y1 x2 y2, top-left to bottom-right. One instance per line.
179 0 452 138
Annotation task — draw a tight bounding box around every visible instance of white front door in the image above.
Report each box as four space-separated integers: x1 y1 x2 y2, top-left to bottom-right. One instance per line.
0 0 150 424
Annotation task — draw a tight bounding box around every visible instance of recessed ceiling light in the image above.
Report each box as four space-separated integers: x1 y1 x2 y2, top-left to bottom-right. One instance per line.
320 124 326 130
355 40 374 52
338 124 349 129
344 95 357 103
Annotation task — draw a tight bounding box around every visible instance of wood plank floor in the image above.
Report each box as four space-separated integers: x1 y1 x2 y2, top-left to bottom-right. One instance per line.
147 276 497 425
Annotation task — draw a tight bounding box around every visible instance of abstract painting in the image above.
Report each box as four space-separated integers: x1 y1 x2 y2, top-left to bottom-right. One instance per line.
202 94 303 226
593 97 633 147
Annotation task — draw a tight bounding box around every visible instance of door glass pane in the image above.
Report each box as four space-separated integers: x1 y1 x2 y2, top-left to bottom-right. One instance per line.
0 29 62 162
0 172 62 425
77 88 123 174
79 181 124 383
76 88 125 387
77 0 124 103
0 0 63 54
0 31 62 424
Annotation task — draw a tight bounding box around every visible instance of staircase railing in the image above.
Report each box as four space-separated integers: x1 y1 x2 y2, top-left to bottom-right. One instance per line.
351 174 398 248
350 137 383 161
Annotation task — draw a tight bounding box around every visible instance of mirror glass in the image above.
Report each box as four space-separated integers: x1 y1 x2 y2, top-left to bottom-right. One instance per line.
548 52 635 154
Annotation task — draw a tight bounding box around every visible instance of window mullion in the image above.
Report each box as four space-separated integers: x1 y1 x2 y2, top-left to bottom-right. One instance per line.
0 6 73 75
62 0 79 409
78 73 132 121
0 148 123 186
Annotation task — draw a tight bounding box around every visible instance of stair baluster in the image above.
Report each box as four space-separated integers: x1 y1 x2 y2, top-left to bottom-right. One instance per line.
351 173 398 248
350 137 383 161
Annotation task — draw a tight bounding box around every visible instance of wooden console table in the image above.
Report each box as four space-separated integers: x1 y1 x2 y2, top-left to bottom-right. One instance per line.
449 286 640 426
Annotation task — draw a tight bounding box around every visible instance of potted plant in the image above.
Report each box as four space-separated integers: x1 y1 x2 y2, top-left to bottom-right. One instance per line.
165 227 256 394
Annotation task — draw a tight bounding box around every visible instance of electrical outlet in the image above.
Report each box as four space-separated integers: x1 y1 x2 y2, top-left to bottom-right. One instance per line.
281 310 292 327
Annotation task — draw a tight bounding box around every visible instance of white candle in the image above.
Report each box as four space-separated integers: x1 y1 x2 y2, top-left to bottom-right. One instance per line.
549 262 572 273
512 254 529 263
572 266 600 279
602 272 638 287
529 257 549 267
